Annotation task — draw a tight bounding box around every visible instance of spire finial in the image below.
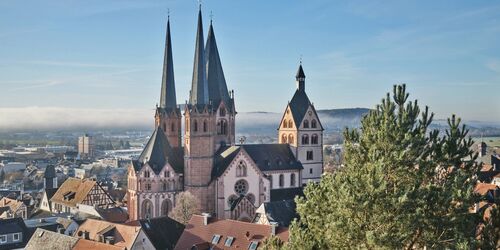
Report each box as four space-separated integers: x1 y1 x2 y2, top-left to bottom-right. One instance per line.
210 11 213 24
167 8 170 20
300 54 303 65
198 0 202 11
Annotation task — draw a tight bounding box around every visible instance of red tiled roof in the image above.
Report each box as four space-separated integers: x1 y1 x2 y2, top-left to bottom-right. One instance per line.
174 215 288 250
474 183 498 195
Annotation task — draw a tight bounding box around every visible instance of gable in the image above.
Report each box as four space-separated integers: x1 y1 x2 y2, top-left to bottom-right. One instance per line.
298 105 324 130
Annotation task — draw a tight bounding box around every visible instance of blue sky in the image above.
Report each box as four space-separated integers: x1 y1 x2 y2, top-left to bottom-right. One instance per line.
1 0 499 124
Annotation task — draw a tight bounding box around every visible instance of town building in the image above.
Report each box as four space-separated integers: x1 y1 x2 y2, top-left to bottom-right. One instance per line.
0 197 28 219
0 217 30 249
127 9 324 221
50 177 116 215
174 214 288 250
78 134 94 159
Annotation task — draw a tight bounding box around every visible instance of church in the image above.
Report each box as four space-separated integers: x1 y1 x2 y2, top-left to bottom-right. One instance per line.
127 9 324 221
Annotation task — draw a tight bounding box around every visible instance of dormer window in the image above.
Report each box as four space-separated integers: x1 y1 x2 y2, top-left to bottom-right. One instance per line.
224 236 234 247
248 241 259 250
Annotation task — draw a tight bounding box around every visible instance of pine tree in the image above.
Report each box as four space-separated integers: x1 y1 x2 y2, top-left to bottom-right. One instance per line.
284 84 480 249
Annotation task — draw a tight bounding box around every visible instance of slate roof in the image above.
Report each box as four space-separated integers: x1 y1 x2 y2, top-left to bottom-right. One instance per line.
296 64 305 78
189 9 209 105
174 215 289 250
159 17 177 110
134 127 184 175
44 165 56 178
0 217 28 235
212 144 303 178
270 187 304 202
205 22 232 112
260 199 298 227
128 216 185 250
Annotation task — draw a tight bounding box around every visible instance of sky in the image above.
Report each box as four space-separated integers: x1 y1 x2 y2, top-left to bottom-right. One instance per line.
1 0 500 130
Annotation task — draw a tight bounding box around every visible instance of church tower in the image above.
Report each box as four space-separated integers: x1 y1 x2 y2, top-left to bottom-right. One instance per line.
44 165 57 189
184 9 235 215
278 64 324 184
155 15 182 148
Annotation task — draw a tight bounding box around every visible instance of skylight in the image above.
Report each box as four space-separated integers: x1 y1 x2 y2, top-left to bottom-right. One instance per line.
248 241 259 250
224 236 234 247
211 234 221 244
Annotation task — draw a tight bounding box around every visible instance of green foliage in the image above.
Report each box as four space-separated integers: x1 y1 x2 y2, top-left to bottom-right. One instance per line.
286 84 480 249
261 235 285 250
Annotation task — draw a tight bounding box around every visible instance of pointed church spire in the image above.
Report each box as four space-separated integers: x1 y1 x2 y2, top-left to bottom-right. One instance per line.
189 8 209 105
205 20 231 109
160 15 177 109
296 63 305 91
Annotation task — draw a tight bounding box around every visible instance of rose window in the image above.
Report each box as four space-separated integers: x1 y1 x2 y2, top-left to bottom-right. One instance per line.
234 179 248 195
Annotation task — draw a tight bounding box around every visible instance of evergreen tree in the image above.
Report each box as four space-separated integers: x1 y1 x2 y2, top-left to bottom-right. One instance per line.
284 85 480 249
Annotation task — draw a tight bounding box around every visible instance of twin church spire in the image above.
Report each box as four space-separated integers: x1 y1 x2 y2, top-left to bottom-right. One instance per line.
159 8 231 110
159 16 177 110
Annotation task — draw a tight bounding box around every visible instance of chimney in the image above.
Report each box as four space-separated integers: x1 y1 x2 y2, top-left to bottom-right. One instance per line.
201 212 211 226
105 236 115 245
270 222 278 236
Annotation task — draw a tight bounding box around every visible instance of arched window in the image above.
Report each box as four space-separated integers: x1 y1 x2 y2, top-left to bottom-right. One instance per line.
311 119 317 128
283 120 288 128
186 119 190 132
163 123 167 133
288 134 294 144
194 120 198 132
302 134 309 145
164 171 170 178
171 122 175 132
162 182 167 191
220 108 226 116
218 119 228 135
236 161 247 177
203 120 208 132
281 134 287 143
161 199 171 216
144 171 150 178
290 173 296 187
303 120 309 128
279 174 284 187
246 193 255 204
142 199 153 219
311 134 318 144
288 120 293 128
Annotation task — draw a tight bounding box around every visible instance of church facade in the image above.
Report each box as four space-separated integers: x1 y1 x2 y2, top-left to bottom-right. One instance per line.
127 9 324 221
